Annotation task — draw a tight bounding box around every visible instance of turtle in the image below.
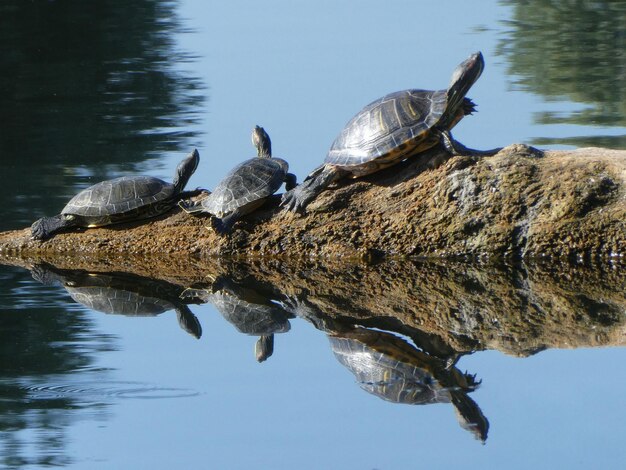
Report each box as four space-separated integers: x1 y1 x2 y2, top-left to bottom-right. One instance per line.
31 263 203 339
281 51 500 213
180 126 296 234
31 149 200 240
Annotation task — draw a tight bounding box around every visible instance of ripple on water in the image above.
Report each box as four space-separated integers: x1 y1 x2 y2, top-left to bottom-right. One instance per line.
21 380 200 402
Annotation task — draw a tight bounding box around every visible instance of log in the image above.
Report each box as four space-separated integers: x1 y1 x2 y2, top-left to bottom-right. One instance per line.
0 144 625 261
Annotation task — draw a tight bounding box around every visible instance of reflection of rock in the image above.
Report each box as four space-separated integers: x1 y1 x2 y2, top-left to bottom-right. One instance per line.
31 263 202 339
183 275 293 362
270 259 626 357
3 253 625 356
1 147 625 262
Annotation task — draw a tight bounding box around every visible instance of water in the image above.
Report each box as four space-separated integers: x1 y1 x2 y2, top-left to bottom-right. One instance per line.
1 0 625 468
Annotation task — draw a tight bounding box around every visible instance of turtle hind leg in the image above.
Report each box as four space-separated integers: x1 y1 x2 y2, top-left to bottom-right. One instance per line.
441 130 502 157
178 199 206 214
210 211 240 235
31 215 76 240
280 165 345 213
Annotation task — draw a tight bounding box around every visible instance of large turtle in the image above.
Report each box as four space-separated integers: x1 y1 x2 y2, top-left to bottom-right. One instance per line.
31 149 200 240
181 126 296 234
281 51 499 212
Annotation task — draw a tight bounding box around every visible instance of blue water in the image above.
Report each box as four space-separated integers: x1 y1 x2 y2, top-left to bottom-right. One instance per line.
1 1 625 469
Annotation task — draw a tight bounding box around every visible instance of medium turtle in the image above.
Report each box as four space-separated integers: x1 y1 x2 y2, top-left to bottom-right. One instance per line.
281 51 499 212
181 126 296 234
31 149 200 240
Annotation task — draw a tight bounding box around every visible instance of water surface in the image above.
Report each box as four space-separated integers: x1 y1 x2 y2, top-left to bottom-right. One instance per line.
1 1 625 469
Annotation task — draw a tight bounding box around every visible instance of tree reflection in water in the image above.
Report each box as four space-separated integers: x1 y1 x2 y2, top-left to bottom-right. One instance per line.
0 0 205 230
497 0 626 147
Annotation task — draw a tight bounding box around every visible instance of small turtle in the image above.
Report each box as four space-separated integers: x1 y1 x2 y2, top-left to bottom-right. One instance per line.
181 126 296 234
281 52 499 212
31 149 200 240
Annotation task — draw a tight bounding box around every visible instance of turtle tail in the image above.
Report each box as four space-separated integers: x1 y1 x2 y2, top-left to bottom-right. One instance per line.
31 215 75 240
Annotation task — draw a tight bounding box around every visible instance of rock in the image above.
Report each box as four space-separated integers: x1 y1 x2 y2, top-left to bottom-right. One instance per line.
0 145 625 261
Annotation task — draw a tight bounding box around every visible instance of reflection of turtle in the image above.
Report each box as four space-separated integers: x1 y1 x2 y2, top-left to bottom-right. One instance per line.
181 126 296 234
282 52 499 212
183 275 292 362
31 149 200 240
31 263 202 339
329 328 488 442
286 296 488 442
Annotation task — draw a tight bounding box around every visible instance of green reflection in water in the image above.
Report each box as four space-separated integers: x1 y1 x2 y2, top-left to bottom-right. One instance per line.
0 0 206 230
0 266 113 468
497 0 626 146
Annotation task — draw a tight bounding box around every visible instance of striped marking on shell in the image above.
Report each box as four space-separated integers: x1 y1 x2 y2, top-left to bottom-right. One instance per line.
202 158 289 217
61 176 175 225
326 89 449 174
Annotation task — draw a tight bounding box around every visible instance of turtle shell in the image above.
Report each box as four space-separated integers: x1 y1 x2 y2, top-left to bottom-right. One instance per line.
202 157 289 217
326 89 457 176
62 176 175 226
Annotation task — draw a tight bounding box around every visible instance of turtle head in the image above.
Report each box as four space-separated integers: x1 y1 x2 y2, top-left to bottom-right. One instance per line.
173 149 200 193
252 125 272 158
448 52 484 90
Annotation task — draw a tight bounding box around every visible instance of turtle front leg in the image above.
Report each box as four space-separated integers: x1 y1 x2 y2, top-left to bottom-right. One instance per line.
280 165 345 213
284 172 297 191
31 214 77 240
441 130 502 157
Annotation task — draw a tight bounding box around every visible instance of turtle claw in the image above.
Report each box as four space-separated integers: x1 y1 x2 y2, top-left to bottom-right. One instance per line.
280 188 307 214
178 199 204 214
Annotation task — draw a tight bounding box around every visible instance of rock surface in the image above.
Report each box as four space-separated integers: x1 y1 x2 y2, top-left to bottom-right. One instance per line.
0 145 625 261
